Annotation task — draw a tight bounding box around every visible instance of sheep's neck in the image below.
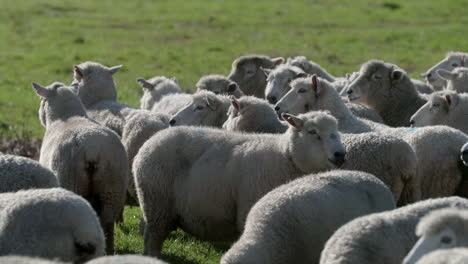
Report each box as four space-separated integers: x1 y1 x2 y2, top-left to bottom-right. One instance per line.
79 78 118 108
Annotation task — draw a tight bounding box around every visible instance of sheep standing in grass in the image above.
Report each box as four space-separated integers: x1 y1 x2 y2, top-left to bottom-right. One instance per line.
410 91 468 134
263 64 307 104
196 74 244 98
223 96 418 205
437 67 468 93
346 60 427 127
227 54 284 97
320 197 468 264
221 170 396 264
0 154 58 193
138 76 182 110
0 188 105 262
33 82 128 254
403 208 468 264
413 248 468 264
421 52 468 90
169 90 230 127
86 255 168 264
134 111 345 256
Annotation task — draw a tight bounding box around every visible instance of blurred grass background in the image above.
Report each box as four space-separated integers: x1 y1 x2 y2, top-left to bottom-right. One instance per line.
1 0 467 263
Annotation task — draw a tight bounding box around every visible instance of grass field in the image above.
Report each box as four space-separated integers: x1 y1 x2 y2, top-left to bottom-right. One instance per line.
1 0 468 263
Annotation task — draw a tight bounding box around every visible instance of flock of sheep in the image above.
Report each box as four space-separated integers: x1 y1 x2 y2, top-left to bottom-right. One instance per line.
1 51 468 264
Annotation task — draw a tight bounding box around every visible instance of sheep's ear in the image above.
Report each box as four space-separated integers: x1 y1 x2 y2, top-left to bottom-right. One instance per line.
108 65 122 75
229 95 240 111
74 65 84 77
31 82 50 98
296 72 308 78
437 69 455 81
136 78 154 90
261 67 272 78
282 113 304 130
391 69 404 81
205 95 217 111
311 74 320 94
170 77 179 84
444 94 459 109
227 82 238 93
271 57 285 66
286 57 292 64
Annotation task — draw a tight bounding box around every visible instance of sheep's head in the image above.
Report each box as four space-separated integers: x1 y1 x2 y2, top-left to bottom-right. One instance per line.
284 111 345 173
264 65 307 104
403 208 468 264
227 55 284 96
410 91 459 128
346 60 408 109
437 67 468 93
32 82 86 127
137 76 181 109
169 91 227 127
420 52 468 91
196 75 243 98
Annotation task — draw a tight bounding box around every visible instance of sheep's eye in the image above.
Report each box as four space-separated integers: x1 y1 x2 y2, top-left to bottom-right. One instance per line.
441 236 452 244
298 88 306 93
196 105 204 110
432 103 440 108
452 63 459 67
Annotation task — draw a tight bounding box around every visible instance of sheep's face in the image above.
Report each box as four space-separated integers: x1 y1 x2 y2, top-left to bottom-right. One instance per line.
437 67 468 93
264 66 306 104
169 93 221 126
410 92 458 127
421 53 468 90
197 76 243 98
284 112 345 172
403 228 457 264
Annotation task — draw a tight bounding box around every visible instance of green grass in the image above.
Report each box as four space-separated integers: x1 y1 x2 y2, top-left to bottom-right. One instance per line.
1 0 468 262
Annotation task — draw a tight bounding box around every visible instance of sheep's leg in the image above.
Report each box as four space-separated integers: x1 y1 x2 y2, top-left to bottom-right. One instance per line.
103 221 115 255
144 213 175 257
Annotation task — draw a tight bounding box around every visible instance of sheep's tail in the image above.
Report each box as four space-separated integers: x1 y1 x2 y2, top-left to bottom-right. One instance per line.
455 160 468 198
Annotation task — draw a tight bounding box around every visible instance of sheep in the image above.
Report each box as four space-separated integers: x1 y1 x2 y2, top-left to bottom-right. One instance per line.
223 95 419 205
133 111 346 256
196 74 244 98
345 60 427 127
150 93 192 115
263 64 307 104
169 90 230 127
33 82 128 254
138 76 182 110
0 154 58 193
86 255 167 264
319 196 468 264
420 51 468 90
412 79 434 94
227 54 284 97
0 188 105 263
410 91 468 135
221 170 396 264
286 56 336 82
462 142 468 166
276 75 468 200
0 256 65 264
403 208 468 264
413 248 468 264
437 67 468 93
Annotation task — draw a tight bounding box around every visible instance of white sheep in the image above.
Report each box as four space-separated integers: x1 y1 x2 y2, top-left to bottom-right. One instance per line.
133 111 346 256
169 90 230 127
437 67 468 93
263 64 307 104
223 96 419 205
86 255 168 264
286 56 336 82
221 170 396 264
150 93 192 115
196 74 244 98
0 256 65 264
421 51 468 90
276 75 468 200
227 54 284 97
414 248 468 264
138 76 182 110
0 188 105 262
410 91 468 135
403 208 468 264
0 154 58 193
33 82 128 254
320 197 468 264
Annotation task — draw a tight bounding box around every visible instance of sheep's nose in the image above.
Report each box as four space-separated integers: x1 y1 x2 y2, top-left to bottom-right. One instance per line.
267 96 277 104
333 152 346 167
347 89 353 95
409 119 415 127
169 119 176 126
274 106 280 112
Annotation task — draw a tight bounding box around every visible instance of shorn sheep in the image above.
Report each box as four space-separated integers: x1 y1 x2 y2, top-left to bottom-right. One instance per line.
0 154 58 193
133 111 345 256
410 91 468 135
227 54 284 97
437 67 468 93
403 208 468 264
320 197 468 264
86 255 168 264
196 74 244 98
413 248 468 264
0 188 105 263
138 76 182 110
223 96 419 205
33 82 128 254
221 170 396 264
263 64 307 104
420 51 468 90
276 75 468 200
